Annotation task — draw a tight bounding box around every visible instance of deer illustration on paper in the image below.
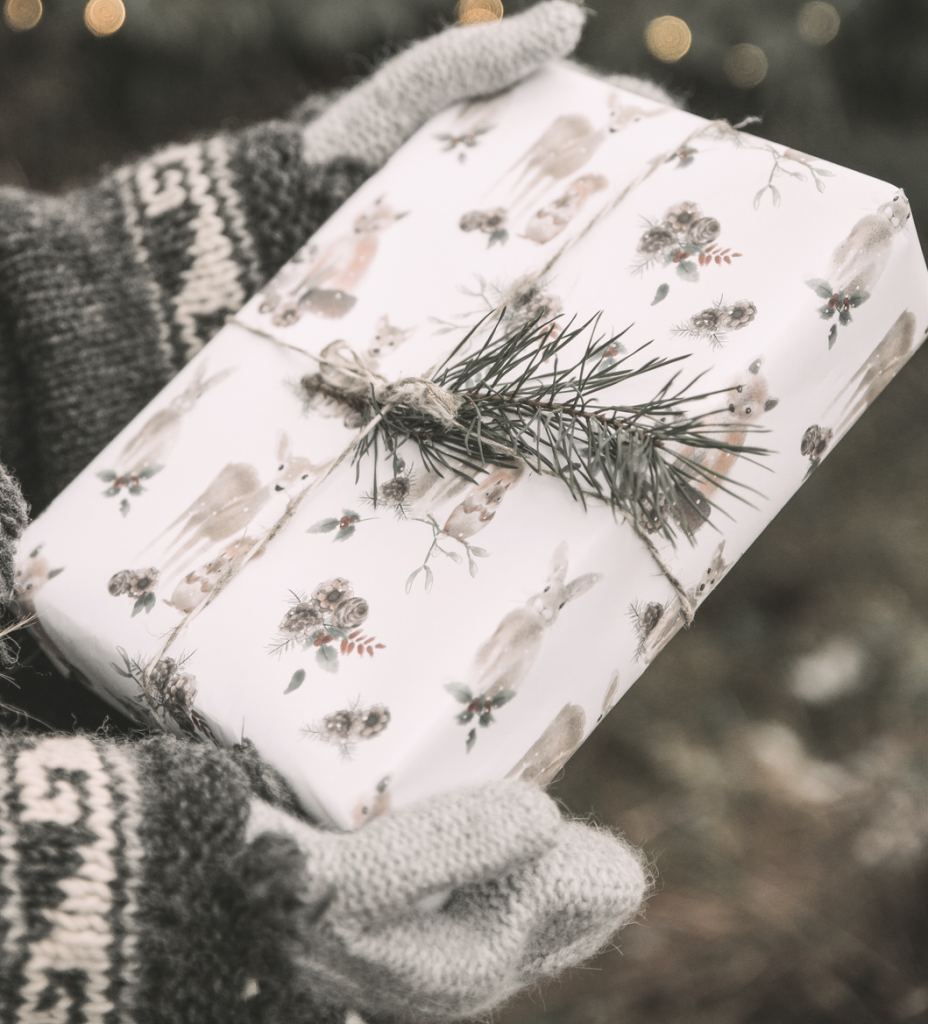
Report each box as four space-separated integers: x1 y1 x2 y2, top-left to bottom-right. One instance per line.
268 198 408 324
447 542 601 751
118 363 234 474
833 310 917 433
151 435 321 572
498 94 664 211
98 362 234 514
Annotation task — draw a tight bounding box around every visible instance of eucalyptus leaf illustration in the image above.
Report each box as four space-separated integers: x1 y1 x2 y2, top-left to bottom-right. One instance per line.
285 669 306 694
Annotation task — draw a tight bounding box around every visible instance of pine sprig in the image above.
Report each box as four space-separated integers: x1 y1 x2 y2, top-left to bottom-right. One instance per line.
350 312 769 542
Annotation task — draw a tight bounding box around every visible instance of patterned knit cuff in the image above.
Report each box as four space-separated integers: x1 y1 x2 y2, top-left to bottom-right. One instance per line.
0 732 334 1023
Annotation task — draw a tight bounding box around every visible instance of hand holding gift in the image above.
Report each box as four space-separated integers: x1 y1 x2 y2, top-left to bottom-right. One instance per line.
0 5 653 1022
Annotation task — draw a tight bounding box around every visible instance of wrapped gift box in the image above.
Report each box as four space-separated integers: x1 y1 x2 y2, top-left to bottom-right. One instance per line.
18 62 926 829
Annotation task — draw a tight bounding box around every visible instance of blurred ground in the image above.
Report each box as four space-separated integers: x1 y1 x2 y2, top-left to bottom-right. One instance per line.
0 1 925 1022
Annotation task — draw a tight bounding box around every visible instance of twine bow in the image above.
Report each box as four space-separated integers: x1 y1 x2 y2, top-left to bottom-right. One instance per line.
313 340 464 429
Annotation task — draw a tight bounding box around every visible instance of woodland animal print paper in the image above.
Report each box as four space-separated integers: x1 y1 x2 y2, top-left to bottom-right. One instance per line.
18 63 927 829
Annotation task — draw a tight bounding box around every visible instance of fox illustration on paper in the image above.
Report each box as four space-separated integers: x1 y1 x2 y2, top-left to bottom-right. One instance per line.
447 543 601 750
497 93 664 211
13 544 70 672
264 198 407 324
366 314 416 365
151 434 321 571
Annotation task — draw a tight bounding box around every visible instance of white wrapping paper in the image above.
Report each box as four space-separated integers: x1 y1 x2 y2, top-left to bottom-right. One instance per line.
19 63 927 829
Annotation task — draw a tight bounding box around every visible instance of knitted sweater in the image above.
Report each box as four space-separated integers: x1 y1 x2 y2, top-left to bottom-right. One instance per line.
0 731 647 1023
0 5 653 1020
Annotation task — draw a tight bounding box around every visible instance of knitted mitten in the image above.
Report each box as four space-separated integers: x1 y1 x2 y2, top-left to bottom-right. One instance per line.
0 731 647 1023
0 0 585 511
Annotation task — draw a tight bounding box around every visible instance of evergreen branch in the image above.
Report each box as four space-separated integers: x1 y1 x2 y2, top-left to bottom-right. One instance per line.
346 312 771 543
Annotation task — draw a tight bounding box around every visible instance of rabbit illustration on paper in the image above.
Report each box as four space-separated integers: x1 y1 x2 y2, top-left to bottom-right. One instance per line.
499 93 664 211
832 310 917 433
98 362 234 514
436 89 510 161
808 191 911 347
522 173 608 244
270 198 408 324
446 542 601 751
673 357 779 531
152 434 321 571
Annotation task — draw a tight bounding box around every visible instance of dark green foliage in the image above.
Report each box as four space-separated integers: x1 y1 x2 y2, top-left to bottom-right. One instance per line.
353 313 768 542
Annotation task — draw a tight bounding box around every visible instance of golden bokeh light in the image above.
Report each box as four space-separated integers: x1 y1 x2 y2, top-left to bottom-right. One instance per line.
456 0 503 26
797 1 840 45
3 0 42 32
645 16 692 63
724 43 768 89
84 0 125 37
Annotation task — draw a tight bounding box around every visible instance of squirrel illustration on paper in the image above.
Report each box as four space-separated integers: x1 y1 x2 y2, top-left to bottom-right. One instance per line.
505 671 622 787
462 543 599 700
522 173 608 245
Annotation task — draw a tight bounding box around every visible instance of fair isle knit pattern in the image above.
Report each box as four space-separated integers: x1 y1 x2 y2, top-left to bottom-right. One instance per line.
0 735 140 1021
0 733 329 1024
0 733 648 1023
0 133 370 511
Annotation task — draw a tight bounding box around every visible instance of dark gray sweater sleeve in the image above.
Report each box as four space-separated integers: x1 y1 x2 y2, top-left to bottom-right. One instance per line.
0 123 371 510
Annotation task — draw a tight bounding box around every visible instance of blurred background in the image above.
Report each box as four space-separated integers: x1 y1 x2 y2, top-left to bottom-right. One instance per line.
0 0 925 1021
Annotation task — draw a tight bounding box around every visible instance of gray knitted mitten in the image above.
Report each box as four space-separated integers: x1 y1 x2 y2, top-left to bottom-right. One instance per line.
0 731 646 1023
0 0 585 511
